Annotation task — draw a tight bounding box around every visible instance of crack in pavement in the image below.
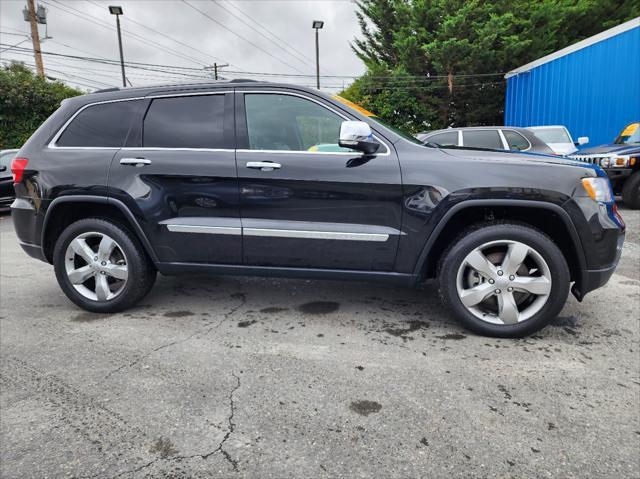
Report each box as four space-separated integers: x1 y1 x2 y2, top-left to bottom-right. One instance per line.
103 293 246 381
200 372 241 470
99 372 242 479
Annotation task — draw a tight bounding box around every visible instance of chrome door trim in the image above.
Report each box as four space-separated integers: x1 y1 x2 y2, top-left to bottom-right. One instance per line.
243 228 389 242
166 225 241 235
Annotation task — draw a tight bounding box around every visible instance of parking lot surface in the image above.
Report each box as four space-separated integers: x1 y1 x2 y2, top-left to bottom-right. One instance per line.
1 207 638 479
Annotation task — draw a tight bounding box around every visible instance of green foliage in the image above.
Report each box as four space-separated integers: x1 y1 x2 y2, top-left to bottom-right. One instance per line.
344 0 640 133
0 63 82 149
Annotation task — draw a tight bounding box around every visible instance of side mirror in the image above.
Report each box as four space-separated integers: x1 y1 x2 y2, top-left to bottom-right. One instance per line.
577 136 589 146
339 121 380 155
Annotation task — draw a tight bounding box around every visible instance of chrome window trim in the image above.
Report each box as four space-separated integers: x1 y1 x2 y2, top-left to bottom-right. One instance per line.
47 88 392 157
48 91 232 150
501 129 532 152
239 90 391 157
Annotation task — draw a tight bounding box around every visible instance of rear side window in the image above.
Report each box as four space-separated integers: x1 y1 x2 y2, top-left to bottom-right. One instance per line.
462 130 503 150
143 95 225 148
426 131 458 146
503 130 530 151
56 100 141 147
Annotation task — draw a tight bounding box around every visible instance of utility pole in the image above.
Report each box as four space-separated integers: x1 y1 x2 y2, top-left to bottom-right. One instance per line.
204 63 229 80
26 0 44 77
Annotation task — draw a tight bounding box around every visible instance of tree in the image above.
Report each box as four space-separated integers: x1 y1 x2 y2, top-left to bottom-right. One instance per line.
0 63 82 149
343 0 639 133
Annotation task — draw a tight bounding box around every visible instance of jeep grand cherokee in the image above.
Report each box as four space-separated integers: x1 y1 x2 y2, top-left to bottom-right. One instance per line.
10 81 625 337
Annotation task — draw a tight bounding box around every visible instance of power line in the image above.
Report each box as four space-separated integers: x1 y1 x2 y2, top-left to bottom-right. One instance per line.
209 0 314 71
84 0 232 68
1 43 508 85
41 0 208 67
2 47 212 79
181 0 308 75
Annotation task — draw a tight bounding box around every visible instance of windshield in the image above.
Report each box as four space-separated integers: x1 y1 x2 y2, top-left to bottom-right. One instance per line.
368 116 424 145
529 127 571 144
615 122 640 144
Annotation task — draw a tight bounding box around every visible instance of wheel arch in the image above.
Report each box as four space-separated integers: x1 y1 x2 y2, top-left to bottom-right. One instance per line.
41 196 159 265
415 199 587 291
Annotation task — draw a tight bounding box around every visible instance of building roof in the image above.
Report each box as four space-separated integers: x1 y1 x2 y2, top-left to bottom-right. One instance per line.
505 17 639 78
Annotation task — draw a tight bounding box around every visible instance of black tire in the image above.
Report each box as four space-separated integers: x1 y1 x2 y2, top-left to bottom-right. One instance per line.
437 223 570 338
622 171 640 210
53 218 156 313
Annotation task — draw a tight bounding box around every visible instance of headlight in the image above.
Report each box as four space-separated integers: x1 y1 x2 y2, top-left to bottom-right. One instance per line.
581 177 613 203
611 156 629 167
599 157 611 168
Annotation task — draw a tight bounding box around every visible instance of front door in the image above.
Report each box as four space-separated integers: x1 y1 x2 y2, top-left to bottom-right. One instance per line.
235 90 403 271
108 91 241 264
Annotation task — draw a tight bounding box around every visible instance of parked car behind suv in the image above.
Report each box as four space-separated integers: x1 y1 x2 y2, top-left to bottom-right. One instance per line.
11 81 625 337
416 126 555 155
527 125 589 156
0 149 19 208
570 122 640 209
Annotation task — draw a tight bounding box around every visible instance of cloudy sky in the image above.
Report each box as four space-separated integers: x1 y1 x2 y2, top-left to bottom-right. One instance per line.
0 0 366 92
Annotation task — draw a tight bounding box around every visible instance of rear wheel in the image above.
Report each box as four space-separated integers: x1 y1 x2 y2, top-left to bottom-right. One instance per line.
622 171 640 209
53 218 156 313
438 223 569 337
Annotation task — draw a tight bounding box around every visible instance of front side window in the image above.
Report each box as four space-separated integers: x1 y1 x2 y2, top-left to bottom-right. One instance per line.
502 130 530 151
143 95 225 148
244 94 353 152
462 130 503 150
426 131 459 146
56 100 141 147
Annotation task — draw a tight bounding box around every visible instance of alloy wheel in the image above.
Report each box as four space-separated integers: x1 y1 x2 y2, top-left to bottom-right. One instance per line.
64 231 129 301
455 240 552 325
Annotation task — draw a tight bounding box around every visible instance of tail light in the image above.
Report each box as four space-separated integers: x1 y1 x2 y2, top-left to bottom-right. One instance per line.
11 158 28 184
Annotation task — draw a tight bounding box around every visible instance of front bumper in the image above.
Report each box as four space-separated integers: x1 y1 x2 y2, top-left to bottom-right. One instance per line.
601 168 633 189
572 231 625 301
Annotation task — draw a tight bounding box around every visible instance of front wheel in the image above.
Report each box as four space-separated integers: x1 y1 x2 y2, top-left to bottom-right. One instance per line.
622 171 640 210
438 223 570 337
53 218 156 313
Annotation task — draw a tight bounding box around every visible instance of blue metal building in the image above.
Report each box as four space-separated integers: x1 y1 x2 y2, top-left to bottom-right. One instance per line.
505 17 640 147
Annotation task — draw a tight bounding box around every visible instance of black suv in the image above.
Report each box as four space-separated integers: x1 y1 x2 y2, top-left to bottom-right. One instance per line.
10 81 625 337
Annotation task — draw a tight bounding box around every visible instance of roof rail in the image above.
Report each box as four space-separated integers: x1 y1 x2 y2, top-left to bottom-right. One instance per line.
94 87 120 93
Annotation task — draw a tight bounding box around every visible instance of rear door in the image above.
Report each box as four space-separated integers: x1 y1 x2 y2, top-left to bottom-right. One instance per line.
235 89 403 271
108 91 241 264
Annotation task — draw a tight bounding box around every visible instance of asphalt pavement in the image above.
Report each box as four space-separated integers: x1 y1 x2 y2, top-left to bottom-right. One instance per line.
0 206 638 478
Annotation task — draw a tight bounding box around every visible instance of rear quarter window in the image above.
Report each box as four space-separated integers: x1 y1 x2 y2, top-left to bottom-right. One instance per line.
56 100 141 148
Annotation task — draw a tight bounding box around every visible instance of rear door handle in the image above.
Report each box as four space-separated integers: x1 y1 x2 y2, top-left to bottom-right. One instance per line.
246 161 281 171
120 157 151 167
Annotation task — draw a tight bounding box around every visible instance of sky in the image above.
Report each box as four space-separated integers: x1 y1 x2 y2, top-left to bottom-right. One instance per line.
0 0 367 92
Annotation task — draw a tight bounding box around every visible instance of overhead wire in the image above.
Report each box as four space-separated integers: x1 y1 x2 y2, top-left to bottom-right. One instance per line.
181 0 308 75
83 0 233 68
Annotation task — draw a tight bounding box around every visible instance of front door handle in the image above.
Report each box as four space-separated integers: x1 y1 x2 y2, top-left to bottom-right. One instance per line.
120 157 151 167
246 161 281 171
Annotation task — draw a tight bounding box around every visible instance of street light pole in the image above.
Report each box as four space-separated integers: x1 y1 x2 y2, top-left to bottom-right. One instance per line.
109 6 126 87
312 20 324 90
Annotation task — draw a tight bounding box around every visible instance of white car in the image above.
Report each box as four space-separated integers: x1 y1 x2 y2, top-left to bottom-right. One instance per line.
527 125 589 156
